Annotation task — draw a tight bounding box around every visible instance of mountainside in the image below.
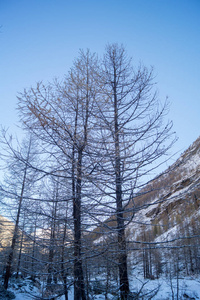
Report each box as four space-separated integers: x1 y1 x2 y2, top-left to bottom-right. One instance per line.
0 215 15 249
125 136 200 278
127 135 200 239
91 136 200 279
0 215 15 273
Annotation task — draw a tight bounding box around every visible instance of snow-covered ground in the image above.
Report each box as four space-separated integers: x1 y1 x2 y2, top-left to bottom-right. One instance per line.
4 275 200 299
129 276 200 299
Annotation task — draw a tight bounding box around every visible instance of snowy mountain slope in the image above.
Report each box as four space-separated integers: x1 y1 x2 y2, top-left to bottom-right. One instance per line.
0 215 15 249
90 136 200 282
123 136 200 283
91 136 200 245
126 136 200 242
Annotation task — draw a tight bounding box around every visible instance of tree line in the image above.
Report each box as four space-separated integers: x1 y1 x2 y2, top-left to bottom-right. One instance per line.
0 43 177 299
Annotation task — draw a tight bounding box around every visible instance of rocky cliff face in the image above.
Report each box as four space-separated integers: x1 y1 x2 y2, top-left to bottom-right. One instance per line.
127 136 200 238
126 136 200 277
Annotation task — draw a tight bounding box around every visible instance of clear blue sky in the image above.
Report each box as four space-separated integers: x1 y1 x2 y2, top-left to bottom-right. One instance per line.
0 0 200 169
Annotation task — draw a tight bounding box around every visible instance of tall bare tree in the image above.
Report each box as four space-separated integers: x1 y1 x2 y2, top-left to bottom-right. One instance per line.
95 43 176 299
17 50 101 300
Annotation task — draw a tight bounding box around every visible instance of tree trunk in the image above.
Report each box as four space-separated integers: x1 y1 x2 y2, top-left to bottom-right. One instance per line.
73 149 86 300
47 198 58 287
31 218 37 281
16 215 25 279
61 212 68 300
113 68 129 299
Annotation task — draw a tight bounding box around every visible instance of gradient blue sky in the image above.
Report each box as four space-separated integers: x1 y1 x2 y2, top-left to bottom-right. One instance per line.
0 0 200 169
